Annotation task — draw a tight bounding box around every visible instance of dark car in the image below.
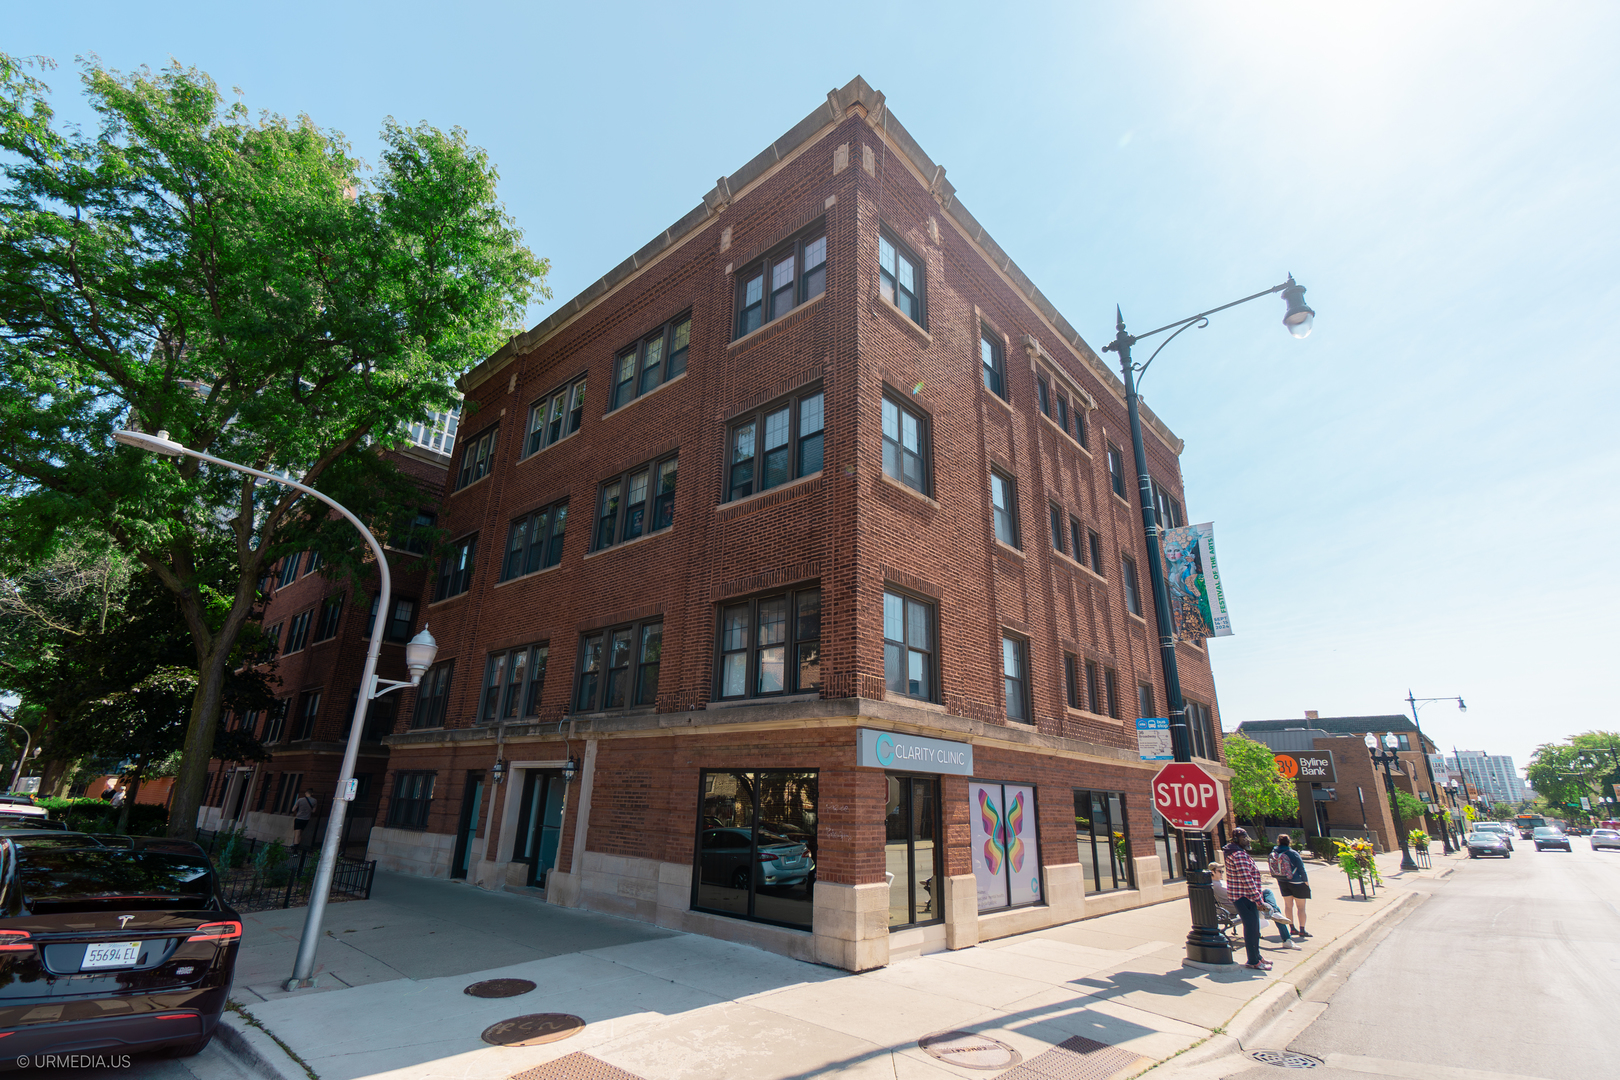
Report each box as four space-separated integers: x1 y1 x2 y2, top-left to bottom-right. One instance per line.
698 827 815 890
1466 831 1511 858
0 817 68 833
1532 827 1572 852
0 833 241 1059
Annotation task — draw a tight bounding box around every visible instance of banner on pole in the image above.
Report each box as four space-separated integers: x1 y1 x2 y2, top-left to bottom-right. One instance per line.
1161 522 1232 640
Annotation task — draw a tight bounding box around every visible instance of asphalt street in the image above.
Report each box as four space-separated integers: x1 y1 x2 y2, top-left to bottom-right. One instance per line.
1219 837 1620 1080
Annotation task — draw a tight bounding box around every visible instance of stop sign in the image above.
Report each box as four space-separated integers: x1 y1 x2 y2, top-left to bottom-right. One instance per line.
1151 761 1226 831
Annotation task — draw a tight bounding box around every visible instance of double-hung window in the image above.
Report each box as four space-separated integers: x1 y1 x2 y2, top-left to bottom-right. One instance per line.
501 500 568 579
1138 683 1156 719
304 550 324 575
412 661 454 729
293 690 322 741
1084 660 1102 715
1037 376 1051 417
284 610 312 654
1049 504 1065 553
727 388 823 501
1002 635 1030 723
735 226 827 338
1088 529 1105 576
990 470 1019 547
264 700 288 744
1064 654 1081 709
881 394 928 493
1106 442 1128 500
262 622 283 658
1186 700 1217 760
1056 394 1069 434
878 232 923 323
1122 555 1142 616
612 314 692 411
277 553 302 588
365 596 416 642
981 328 1006 399
525 375 587 456
1069 517 1083 561
394 509 436 555
594 453 678 551
437 535 477 600
455 425 499 490
717 588 821 700
387 771 435 830
575 618 662 712
480 643 548 723
314 595 343 642
1151 480 1185 531
883 590 935 702
1074 404 1089 448
1104 666 1121 719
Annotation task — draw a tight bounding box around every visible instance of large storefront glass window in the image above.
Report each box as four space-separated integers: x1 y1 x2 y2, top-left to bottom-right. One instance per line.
885 775 942 927
1153 808 1186 882
967 780 1042 912
694 770 817 931
1074 789 1134 894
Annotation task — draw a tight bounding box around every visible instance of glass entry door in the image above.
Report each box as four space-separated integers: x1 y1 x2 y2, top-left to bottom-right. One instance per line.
885 774 941 927
511 769 565 888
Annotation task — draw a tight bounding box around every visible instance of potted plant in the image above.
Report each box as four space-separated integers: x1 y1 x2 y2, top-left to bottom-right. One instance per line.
1335 837 1382 898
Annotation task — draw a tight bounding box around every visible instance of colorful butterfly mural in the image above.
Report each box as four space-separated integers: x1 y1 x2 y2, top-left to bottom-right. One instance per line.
978 787 1005 873
1005 790 1026 872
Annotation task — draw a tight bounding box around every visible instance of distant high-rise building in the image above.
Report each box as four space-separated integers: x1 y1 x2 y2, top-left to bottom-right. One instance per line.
1430 750 1526 805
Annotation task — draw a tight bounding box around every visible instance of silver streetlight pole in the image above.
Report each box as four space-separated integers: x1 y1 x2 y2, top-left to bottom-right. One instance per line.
0 719 35 793
113 429 437 990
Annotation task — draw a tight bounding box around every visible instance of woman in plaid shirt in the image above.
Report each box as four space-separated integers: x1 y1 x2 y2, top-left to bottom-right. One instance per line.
1223 828 1270 970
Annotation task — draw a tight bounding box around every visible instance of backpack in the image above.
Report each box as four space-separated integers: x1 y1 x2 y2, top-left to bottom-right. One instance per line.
1267 849 1291 879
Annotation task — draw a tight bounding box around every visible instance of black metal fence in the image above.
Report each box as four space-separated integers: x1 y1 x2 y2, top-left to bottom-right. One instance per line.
1414 845 1433 869
196 829 376 913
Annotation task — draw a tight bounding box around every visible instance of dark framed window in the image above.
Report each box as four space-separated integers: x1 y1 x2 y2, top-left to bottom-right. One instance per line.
314 595 344 642
612 313 692 411
437 535 477 600
1037 375 1051 417
525 374 587 456
353 691 395 742
263 622 283 658
284 610 313 654
1084 660 1102 715
277 553 303 588
1049 504 1065 553
387 771 436 830
304 550 324 575
693 769 818 930
883 590 934 702
726 388 823 501
1002 634 1030 723
1064 654 1080 709
1074 789 1134 894
455 425 499 490
1069 517 1083 561
1138 683 1155 719
274 772 305 814
885 774 942 927
264 700 289 744
980 328 1006 399
1087 529 1105 576
1122 555 1142 616
734 226 827 338
412 661 453 729
1186 699 1217 761
293 690 321 741
717 588 821 700
1074 405 1089 448
1104 666 1121 719
990 470 1019 547
254 771 274 811
480 643 549 723
365 595 416 643
878 232 922 324
575 618 662 713
1107 442 1128 499
1152 480 1184 531
502 500 568 580
1153 808 1187 882
881 393 928 493
393 509 437 555
1056 394 1069 434
594 452 678 551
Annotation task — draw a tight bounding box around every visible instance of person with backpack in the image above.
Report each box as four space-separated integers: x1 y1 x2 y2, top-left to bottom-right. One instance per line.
1268 833 1312 939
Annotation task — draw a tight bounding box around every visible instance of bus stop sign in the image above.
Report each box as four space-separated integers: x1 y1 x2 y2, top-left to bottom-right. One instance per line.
1152 761 1226 832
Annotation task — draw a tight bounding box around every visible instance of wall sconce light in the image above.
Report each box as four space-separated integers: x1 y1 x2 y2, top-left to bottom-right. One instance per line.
562 757 578 783
491 758 506 785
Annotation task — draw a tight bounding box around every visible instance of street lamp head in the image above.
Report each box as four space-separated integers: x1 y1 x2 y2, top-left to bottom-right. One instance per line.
1364 733 1378 750
1384 732 1400 750
1281 276 1314 339
1457 698 1467 712
403 626 438 684
113 428 186 457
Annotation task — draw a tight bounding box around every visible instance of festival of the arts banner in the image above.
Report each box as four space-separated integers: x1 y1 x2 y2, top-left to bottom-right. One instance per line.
1161 522 1232 640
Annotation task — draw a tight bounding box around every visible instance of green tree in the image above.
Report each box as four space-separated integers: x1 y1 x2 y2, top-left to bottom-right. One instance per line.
0 56 545 836
1224 734 1299 822
1525 732 1620 820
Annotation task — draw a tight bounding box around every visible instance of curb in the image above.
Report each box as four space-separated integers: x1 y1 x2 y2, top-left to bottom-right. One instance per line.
217 1010 312 1080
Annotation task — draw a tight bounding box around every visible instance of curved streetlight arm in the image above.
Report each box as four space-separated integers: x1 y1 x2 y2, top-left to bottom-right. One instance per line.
1406 691 1466 854
1105 279 1295 356
0 720 34 794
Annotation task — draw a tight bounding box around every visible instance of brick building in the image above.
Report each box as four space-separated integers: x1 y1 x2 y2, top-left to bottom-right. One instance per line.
372 77 1231 971
197 426 455 849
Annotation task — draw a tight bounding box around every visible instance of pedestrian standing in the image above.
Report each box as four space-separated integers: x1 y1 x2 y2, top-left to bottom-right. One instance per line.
1267 833 1312 939
108 783 125 808
1223 827 1269 971
291 788 318 850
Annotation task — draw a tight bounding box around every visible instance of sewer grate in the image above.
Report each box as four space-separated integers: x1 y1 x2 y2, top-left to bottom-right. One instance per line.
1247 1049 1323 1069
508 1052 644 1080
482 1013 586 1047
466 978 538 998
996 1035 1147 1080
917 1029 1023 1070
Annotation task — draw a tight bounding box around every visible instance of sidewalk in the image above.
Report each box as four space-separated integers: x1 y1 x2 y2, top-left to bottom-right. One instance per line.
230 848 1465 1080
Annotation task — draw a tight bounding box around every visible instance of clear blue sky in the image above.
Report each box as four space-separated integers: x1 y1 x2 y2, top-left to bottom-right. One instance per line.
13 2 1617 779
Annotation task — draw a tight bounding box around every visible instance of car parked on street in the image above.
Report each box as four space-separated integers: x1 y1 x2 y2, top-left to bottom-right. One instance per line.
1589 829 1620 852
1466 831 1512 858
0 832 241 1058
1473 822 1515 850
1531 827 1572 852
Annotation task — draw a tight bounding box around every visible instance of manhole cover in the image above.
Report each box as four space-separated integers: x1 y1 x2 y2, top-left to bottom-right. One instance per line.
1247 1049 1323 1069
482 1013 585 1047
917 1030 1022 1070
465 978 538 998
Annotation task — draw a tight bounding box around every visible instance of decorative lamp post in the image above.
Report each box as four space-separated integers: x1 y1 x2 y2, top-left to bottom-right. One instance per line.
1102 275 1314 966
1366 732 1419 871
113 428 438 990
1406 692 1466 855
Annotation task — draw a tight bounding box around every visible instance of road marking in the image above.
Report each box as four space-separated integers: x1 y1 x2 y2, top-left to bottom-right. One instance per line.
1323 1052 1554 1080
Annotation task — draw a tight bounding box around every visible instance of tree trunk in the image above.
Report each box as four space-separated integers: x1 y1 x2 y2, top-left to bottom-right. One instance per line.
165 647 232 839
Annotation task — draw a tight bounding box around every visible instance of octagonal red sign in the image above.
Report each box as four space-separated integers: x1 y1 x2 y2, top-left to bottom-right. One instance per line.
1152 762 1226 832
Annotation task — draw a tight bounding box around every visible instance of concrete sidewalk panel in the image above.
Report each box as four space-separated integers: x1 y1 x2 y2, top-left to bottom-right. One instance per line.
858 950 1056 1010
584 932 842 1002
747 973 998 1049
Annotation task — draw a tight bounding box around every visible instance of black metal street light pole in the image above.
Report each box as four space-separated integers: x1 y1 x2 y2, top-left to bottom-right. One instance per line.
1103 276 1314 966
1407 692 1466 855
1367 732 1419 871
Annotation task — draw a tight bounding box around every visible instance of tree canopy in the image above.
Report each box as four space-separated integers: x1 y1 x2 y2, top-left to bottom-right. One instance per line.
1224 734 1299 822
0 55 546 835
1525 732 1620 821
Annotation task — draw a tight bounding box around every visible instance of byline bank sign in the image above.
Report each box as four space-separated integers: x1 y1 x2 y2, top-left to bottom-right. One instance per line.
856 728 974 776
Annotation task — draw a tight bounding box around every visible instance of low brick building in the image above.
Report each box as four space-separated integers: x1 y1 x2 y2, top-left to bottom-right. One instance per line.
373 77 1232 971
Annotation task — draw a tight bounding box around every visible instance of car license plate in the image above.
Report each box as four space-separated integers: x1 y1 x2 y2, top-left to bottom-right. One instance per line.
82 941 142 970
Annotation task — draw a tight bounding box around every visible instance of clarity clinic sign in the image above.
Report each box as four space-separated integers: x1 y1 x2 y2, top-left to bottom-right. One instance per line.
856 728 974 776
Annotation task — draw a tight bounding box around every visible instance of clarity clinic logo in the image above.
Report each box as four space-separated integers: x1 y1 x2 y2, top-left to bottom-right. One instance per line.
876 732 895 766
